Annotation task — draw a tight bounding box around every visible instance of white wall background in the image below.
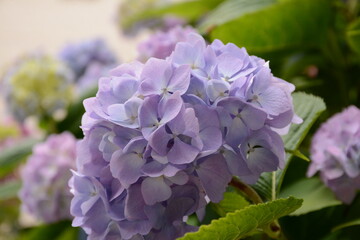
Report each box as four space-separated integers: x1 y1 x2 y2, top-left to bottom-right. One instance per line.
0 0 148 73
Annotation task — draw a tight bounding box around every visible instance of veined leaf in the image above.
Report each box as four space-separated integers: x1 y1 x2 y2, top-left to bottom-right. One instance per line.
178 197 302 240
252 92 326 201
280 178 341 216
210 0 332 54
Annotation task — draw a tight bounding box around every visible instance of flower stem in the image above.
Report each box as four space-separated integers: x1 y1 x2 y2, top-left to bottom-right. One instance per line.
229 177 263 204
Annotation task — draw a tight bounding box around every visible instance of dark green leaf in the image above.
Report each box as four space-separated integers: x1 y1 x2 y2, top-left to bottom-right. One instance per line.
178 197 302 240
56 87 97 138
280 178 341 216
17 221 73 240
210 0 332 54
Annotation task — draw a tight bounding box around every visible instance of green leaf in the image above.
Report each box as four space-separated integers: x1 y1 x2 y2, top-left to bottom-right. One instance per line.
0 179 21 201
210 0 332 54
55 226 79 240
17 221 72 240
282 92 326 152
198 0 276 33
120 0 224 31
285 149 310 162
211 192 250 217
252 92 326 201
56 87 97 138
178 197 302 240
332 219 360 232
279 178 341 216
346 18 360 55
0 139 38 178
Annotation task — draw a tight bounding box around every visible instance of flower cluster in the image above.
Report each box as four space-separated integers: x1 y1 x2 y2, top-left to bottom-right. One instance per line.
2 54 74 122
19 132 77 223
137 26 196 61
70 33 299 239
59 38 118 92
308 106 360 204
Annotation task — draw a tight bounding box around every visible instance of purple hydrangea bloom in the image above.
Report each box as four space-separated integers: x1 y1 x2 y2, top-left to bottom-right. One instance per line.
71 33 299 239
308 106 360 204
59 38 118 92
137 26 197 61
19 132 77 223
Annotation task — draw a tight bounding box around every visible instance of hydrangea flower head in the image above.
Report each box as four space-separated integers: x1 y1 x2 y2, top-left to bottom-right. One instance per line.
19 132 77 223
137 26 196 61
308 106 360 203
71 33 300 239
2 54 74 122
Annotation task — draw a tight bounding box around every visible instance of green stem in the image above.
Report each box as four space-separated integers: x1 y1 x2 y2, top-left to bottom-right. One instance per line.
230 177 285 239
272 171 276 201
230 177 263 204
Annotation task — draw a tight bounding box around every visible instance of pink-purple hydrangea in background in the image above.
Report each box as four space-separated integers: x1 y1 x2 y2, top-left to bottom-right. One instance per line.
308 106 360 204
137 26 196 61
70 33 300 239
19 132 77 223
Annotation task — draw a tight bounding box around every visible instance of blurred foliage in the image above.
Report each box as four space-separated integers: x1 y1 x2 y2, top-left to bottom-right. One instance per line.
0 139 38 178
121 0 360 115
280 177 342 216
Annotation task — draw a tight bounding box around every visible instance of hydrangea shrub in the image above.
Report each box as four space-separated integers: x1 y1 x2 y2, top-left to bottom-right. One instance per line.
19 132 77 223
70 33 300 239
308 106 360 204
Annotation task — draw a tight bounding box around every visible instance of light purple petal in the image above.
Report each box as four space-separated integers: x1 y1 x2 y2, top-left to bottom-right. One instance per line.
195 154 232 203
141 177 172 205
168 138 200 164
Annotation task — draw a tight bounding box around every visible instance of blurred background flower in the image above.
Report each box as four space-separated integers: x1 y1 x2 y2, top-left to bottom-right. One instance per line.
19 132 77 224
308 106 360 204
137 25 196 61
59 38 119 93
2 54 74 122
